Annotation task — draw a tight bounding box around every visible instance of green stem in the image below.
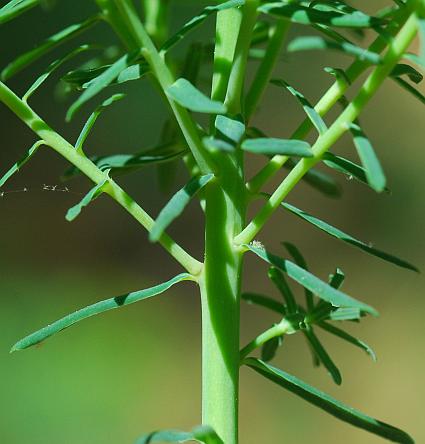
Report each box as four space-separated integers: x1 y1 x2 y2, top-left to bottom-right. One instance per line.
246 7 411 194
200 151 246 444
244 18 291 122
0 81 203 276
114 0 216 175
142 0 169 46
235 11 419 246
224 0 259 116
239 319 291 361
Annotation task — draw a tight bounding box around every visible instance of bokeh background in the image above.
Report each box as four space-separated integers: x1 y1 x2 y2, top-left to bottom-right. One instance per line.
0 1 424 443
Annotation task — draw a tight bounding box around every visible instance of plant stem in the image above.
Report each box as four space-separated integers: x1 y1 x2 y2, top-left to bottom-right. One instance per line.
246 7 411 194
142 0 169 46
244 18 291 122
239 319 292 361
199 151 246 444
224 0 259 116
235 11 419 245
0 81 203 276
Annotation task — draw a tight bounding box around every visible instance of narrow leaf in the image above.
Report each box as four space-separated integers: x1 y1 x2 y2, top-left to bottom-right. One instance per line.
0 0 39 25
390 63 423 84
215 115 245 144
318 321 376 361
12 273 193 352
1 15 100 80
330 307 362 321
329 268 345 289
348 123 386 192
150 174 214 242
259 3 383 28
75 94 125 151
67 51 139 121
203 137 234 152
241 292 286 315
166 78 227 114
271 79 327 135
23 45 93 102
280 201 418 272
268 267 297 313
304 327 342 385
262 335 283 362
160 0 245 53
0 140 44 187
245 358 414 444
288 36 382 65
65 178 109 222
392 76 425 105
242 138 313 157
245 244 378 316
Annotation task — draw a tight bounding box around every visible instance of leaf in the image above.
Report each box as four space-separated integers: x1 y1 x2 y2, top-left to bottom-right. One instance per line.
241 292 286 314
268 267 297 313
160 0 245 54
282 242 314 310
330 307 362 321
304 327 342 385
215 115 245 144
284 158 342 198
280 201 418 272
1 15 100 80
392 76 425 106
245 358 414 444
23 45 94 102
0 0 39 25
11 273 193 352
150 174 215 242
203 137 234 153
418 18 425 68
318 321 376 361
135 425 223 444
166 78 227 114
288 36 382 65
322 152 375 189
390 63 423 84
116 61 150 84
271 79 327 135
348 123 386 193
66 51 139 121
0 140 44 187
329 268 345 290
261 335 283 362
65 178 109 222
75 94 125 152
259 3 383 28
245 244 378 316
242 138 313 157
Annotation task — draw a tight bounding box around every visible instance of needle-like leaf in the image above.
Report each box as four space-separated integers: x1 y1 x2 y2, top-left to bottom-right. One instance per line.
150 174 215 242
0 0 39 25
242 138 313 157
11 273 193 352
241 292 286 315
245 358 414 444
245 244 378 316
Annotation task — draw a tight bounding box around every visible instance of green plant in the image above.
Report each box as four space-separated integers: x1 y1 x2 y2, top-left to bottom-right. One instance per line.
1 0 423 443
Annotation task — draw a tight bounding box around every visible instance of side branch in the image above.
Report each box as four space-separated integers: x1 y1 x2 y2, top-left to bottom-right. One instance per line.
0 81 203 276
235 11 419 246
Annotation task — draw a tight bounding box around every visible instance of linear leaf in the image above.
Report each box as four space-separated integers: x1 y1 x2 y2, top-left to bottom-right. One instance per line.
245 358 414 444
318 321 376 361
330 307 362 321
245 244 378 316
241 292 286 314
329 268 345 289
75 94 125 151
23 45 93 102
150 174 214 242
166 78 227 114
288 36 382 65
259 3 383 28
268 267 297 313
67 51 139 121
242 138 313 157
262 335 283 362
11 273 192 352
284 158 342 198
390 63 423 84
1 15 100 80
160 0 245 53
116 61 150 84
304 327 342 385
348 123 386 192
215 115 245 144
0 140 44 187
65 178 109 222
0 0 39 25
392 76 425 105
203 137 235 152
271 79 327 135
280 201 418 272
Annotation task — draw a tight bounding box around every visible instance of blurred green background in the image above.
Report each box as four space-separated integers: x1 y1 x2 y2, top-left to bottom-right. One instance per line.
0 1 424 443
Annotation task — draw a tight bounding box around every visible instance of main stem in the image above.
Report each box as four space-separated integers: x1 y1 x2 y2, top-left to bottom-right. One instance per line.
199 153 246 444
